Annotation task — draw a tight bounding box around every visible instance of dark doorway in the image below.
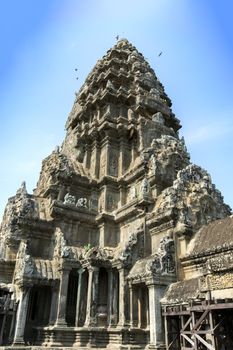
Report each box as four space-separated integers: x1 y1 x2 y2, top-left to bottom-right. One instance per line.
66 269 79 326
214 309 233 349
0 291 17 345
24 286 52 344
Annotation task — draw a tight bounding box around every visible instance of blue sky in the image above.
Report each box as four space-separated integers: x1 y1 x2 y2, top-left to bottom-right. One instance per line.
1 0 233 219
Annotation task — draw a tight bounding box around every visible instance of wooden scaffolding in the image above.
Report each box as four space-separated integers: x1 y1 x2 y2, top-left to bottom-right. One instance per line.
163 299 233 350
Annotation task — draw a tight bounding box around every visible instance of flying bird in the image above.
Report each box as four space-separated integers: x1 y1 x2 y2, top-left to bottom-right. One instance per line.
75 68 78 71
158 51 163 57
116 35 119 41
76 77 79 80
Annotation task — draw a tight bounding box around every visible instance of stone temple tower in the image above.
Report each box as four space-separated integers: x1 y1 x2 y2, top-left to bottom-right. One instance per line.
0 39 231 349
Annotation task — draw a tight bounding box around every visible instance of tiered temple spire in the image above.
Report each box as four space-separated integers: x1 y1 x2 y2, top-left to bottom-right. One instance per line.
0 39 231 350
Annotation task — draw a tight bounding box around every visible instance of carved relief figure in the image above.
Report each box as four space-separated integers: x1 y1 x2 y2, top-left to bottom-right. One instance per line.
15 241 35 280
109 156 118 177
76 197 88 208
146 236 175 275
141 178 150 196
63 192 76 205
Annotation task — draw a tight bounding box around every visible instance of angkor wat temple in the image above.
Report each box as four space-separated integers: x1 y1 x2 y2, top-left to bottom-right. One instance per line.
1 39 233 350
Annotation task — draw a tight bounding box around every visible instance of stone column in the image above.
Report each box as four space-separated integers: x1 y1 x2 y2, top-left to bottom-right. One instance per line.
138 287 142 328
93 141 100 178
147 284 166 349
129 285 134 327
107 269 113 326
118 137 124 177
131 139 137 163
75 268 84 327
55 268 70 326
99 223 105 247
84 145 91 170
118 268 128 327
105 137 110 176
146 287 150 329
84 266 99 327
13 287 31 344
112 269 119 325
49 286 59 325
132 287 139 327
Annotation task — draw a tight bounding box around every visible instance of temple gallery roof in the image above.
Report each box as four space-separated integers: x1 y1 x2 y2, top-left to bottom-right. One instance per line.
185 216 233 258
161 277 203 305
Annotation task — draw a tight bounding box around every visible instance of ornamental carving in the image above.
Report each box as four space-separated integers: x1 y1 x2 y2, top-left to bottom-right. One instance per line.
84 246 114 262
76 197 88 208
15 241 36 280
146 236 176 275
54 229 71 259
63 192 76 205
118 225 144 267
141 178 150 197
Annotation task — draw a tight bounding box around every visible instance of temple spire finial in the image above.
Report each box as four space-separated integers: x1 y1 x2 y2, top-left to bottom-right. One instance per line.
17 181 27 196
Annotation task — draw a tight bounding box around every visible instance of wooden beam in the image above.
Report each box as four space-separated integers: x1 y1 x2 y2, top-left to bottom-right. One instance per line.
191 311 198 350
194 334 215 350
213 318 224 332
180 315 186 348
183 330 214 335
181 316 192 332
180 333 194 347
163 310 190 316
190 302 233 311
193 309 209 330
168 337 178 349
163 303 233 317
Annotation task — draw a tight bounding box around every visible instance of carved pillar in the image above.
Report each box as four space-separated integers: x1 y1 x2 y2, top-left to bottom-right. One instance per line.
99 223 105 247
13 287 30 344
138 287 142 328
55 268 70 326
118 137 124 177
131 138 137 163
131 287 139 327
84 266 99 327
129 285 134 327
107 269 113 326
84 145 91 170
49 285 59 325
146 286 150 329
107 268 118 326
93 141 100 179
100 141 108 178
147 284 166 348
112 269 119 325
105 137 110 176
75 268 84 326
118 268 128 327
